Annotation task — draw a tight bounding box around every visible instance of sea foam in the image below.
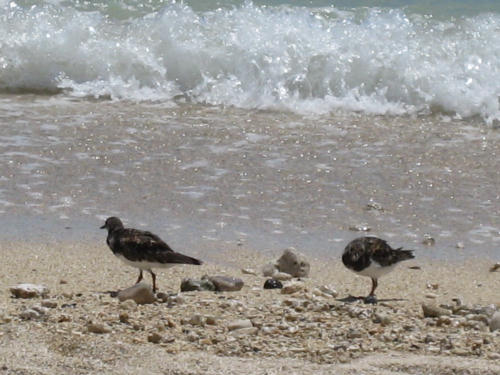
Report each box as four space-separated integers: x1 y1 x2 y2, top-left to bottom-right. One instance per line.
1 0 499 122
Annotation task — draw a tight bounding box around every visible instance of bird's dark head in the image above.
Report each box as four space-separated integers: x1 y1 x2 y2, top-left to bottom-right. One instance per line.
100 217 124 232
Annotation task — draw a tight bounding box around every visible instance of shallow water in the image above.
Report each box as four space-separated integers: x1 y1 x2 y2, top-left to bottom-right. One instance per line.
0 95 498 260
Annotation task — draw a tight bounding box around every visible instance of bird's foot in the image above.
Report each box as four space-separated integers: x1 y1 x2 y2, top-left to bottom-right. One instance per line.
364 295 378 304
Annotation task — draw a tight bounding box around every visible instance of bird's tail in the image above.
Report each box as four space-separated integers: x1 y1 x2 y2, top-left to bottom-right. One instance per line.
169 252 203 265
395 248 415 261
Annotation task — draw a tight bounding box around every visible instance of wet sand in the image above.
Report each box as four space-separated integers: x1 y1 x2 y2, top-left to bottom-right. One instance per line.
1 240 500 374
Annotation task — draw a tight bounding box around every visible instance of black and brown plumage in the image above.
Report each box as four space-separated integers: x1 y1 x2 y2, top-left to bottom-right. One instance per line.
100 217 202 292
342 236 414 303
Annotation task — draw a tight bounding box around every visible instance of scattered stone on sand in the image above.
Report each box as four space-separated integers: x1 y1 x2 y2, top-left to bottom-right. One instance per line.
319 285 338 297
489 263 500 272
10 283 49 299
489 312 500 331
364 202 384 212
19 308 42 320
262 263 277 277
263 279 283 289
422 234 436 246
373 312 391 326
204 275 244 292
227 319 253 331
273 272 293 281
276 248 310 277
348 224 371 232
119 312 130 323
281 281 305 295
180 278 216 292
117 283 156 305
422 303 450 318
87 322 112 334
41 300 58 308
455 242 465 249
148 332 163 344
241 268 257 276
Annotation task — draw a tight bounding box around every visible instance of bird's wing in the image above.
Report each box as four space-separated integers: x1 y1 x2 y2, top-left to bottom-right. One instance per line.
116 229 202 265
371 239 414 266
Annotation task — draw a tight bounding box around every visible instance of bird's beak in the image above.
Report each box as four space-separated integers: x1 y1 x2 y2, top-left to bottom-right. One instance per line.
100 224 106 229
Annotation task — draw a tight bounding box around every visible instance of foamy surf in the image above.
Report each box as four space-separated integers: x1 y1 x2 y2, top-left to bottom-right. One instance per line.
1 0 499 122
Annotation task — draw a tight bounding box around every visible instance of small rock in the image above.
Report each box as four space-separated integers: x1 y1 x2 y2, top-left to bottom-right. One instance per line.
365 202 384 212
227 319 253 331
119 312 130 323
10 284 49 299
373 312 391 326
41 300 58 308
455 242 465 249
156 292 170 302
180 278 216 292
205 316 218 325
422 234 435 246
276 248 310 277
119 299 138 310
204 276 244 292
19 309 41 320
349 224 371 232
281 281 305 295
87 322 111 334
263 279 283 289
262 263 277 277
425 293 438 299
148 332 163 344
188 315 205 326
230 327 258 337
241 268 257 276
489 311 500 331
117 283 156 305
186 331 199 342
422 303 449 318
319 285 338 297
59 279 68 284
273 272 293 281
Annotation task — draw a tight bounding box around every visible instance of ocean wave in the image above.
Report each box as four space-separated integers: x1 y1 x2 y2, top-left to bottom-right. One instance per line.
1 1 499 122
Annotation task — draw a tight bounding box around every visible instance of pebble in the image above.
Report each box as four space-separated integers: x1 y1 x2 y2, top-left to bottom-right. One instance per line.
281 281 305 295
489 311 500 331
180 278 216 292
205 316 218 325
10 284 49 299
422 234 435 246
87 322 111 334
319 285 338 297
276 248 310 277
241 268 257 276
273 272 293 281
114 311 128 324
227 319 253 331
117 283 156 305
148 332 163 344
230 327 258 337
373 312 391 326
425 293 439 299
349 224 371 232
455 242 465 249
41 300 58 308
422 303 450 318
263 279 283 289
205 276 244 292
19 309 41 320
188 315 205 326
262 263 277 277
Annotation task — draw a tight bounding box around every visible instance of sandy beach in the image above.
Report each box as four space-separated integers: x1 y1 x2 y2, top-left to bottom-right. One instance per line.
1 240 500 374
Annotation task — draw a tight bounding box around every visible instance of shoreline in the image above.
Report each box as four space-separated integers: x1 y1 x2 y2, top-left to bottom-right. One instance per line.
1 241 500 374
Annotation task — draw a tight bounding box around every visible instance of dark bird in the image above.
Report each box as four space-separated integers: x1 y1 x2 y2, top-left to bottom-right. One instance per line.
342 236 414 303
100 217 202 292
